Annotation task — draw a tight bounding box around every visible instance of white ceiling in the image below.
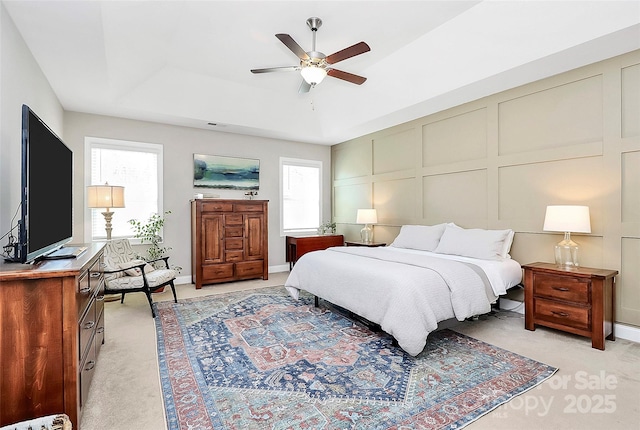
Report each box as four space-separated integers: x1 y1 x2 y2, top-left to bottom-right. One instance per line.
4 1 640 145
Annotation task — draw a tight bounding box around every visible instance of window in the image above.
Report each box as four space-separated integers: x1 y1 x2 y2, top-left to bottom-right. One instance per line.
84 137 163 241
280 157 322 235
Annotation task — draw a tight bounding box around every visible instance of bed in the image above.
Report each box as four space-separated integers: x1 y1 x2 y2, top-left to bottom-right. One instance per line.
284 223 522 356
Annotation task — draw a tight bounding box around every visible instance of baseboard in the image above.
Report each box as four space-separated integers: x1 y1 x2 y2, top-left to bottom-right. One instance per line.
269 264 289 273
498 297 525 314
174 265 289 286
615 323 640 343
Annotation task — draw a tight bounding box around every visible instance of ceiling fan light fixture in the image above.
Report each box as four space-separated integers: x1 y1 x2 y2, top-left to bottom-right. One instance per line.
301 66 327 85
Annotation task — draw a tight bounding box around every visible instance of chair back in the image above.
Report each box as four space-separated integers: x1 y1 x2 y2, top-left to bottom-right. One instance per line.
103 239 138 281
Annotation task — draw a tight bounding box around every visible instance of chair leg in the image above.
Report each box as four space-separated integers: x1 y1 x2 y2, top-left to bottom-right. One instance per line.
120 292 126 304
144 289 156 318
169 281 177 303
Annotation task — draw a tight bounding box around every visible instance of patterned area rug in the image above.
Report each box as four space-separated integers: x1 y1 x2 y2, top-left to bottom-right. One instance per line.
154 287 557 430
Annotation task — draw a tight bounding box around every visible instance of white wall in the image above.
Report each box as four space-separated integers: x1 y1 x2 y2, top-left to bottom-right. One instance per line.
64 112 332 277
0 3 64 250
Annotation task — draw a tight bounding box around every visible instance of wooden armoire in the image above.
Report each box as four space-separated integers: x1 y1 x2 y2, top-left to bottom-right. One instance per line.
191 199 268 289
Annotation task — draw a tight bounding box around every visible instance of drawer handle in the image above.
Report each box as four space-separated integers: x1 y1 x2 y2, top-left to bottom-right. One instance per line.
96 327 104 334
83 321 96 330
90 272 101 278
551 311 570 318
79 286 91 293
84 360 96 371
552 286 570 292
96 295 105 302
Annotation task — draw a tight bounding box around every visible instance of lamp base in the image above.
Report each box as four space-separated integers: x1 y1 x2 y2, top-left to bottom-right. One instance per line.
360 224 373 244
554 232 580 267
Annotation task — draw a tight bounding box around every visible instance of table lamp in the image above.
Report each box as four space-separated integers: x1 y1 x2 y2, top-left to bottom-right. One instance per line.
87 183 125 240
356 209 378 244
543 205 591 267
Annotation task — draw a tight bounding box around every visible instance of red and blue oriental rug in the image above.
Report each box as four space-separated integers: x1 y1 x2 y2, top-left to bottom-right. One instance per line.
154 287 556 429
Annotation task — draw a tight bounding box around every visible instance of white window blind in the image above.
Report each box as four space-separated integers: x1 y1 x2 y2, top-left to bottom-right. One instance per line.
280 157 322 235
85 137 163 241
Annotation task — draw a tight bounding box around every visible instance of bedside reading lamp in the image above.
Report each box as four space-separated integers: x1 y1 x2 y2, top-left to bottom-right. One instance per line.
87 183 125 240
543 205 591 268
356 209 378 244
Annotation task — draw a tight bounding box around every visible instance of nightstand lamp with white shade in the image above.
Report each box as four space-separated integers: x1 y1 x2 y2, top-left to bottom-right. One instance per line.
87 183 125 240
356 208 378 244
543 205 591 268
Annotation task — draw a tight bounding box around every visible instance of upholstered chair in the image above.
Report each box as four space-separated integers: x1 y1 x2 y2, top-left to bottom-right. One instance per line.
102 239 177 317
0 413 72 430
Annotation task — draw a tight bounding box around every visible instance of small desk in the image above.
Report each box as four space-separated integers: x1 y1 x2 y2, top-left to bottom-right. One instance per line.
286 235 344 269
345 241 386 247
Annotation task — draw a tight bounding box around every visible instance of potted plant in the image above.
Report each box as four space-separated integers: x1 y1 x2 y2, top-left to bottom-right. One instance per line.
317 220 337 235
128 211 181 291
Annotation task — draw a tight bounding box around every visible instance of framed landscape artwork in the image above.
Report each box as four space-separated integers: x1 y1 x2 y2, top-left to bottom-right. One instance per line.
193 154 260 190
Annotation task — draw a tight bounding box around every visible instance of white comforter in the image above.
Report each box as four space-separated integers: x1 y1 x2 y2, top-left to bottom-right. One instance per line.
285 246 511 356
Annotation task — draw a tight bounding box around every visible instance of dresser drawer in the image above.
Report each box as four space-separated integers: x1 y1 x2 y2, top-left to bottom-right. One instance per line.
203 263 234 281
235 203 264 212
225 214 243 225
202 202 233 212
225 226 243 237
235 260 264 278
225 250 244 262
534 273 590 304
79 298 97 362
534 298 590 331
225 238 243 250
80 338 97 407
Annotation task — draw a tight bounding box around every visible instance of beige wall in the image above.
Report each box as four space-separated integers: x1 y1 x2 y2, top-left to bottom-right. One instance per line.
332 50 640 328
64 112 332 276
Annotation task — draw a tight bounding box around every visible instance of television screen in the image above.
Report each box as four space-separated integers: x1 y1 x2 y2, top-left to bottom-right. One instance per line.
20 104 73 263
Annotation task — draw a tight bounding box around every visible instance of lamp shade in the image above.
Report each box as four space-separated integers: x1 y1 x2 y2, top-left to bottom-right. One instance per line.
356 209 378 224
301 66 327 85
543 205 591 233
87 184 125 209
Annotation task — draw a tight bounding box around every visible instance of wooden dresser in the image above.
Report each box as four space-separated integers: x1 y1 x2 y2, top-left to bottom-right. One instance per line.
523 262 617 350
285 235 344 269
191 199 268 289
0 243 105 429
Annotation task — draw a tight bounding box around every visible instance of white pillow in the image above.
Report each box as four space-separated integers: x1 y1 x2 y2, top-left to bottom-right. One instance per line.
389 223 447 252
119 259 155 276
434 224 513 260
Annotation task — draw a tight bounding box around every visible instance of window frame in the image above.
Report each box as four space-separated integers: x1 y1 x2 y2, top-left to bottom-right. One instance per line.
279 157 323 237
84 136 164 243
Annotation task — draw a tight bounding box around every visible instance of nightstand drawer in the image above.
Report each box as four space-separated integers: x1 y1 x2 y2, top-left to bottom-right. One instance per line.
535 298 590 331
534 274 590 303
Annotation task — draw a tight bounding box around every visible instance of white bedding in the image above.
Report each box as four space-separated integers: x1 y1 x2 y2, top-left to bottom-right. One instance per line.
284 246 522 356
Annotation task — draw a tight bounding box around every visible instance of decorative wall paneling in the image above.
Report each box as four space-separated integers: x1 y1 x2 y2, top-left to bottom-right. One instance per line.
332 50 640 327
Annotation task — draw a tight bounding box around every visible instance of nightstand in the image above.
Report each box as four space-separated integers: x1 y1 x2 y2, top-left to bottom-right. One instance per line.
522 262 617 350
344 241 386 247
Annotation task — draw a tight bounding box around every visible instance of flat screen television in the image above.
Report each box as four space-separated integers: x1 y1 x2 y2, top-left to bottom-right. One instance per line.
13 104 73 263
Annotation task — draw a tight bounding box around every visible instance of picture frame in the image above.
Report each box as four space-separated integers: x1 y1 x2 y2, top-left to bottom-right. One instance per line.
193 154 260 190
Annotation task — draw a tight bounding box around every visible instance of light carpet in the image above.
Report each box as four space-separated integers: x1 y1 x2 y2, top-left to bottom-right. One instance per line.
154 286 557 429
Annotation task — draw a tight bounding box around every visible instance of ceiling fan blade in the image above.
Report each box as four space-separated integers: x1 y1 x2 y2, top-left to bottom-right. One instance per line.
276 34 310 60
325 41 370 65
298 79 312 94
327 69 367 85
251 66 300 74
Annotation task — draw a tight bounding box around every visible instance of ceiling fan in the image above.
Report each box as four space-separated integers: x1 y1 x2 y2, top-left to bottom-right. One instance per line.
251 17 370 93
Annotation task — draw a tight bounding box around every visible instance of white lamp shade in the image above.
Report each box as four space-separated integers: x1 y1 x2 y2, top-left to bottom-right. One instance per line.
87 184 125 209
356 209 378 224
543 205 591 233
301 66 327 85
